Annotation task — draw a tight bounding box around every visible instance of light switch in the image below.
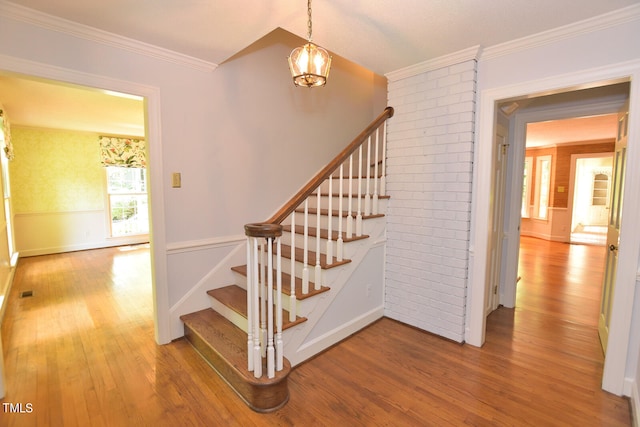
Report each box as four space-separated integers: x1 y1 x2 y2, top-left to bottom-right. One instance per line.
172 172 181 188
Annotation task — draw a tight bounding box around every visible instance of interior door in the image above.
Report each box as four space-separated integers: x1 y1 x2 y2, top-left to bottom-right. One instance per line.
598 104 628 352
486 125 509 315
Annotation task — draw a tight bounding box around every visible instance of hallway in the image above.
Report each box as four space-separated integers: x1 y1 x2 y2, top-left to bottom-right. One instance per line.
0 239 632 425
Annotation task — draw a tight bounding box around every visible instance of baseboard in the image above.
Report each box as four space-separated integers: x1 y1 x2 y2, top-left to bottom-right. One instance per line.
168 240 246 339
520 230 569 243
18 238 149 257
0 253 17 400
0 257 17 322
291 306 384 366
630 378 640 427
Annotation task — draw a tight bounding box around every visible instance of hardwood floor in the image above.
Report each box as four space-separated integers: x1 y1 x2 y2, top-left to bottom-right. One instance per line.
0 238 632 426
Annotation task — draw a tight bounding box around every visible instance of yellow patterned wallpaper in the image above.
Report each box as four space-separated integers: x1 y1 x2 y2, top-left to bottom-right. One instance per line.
10 127 105 213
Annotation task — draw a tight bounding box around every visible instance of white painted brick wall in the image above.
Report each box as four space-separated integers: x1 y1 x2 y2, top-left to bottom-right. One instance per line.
384 59 477 342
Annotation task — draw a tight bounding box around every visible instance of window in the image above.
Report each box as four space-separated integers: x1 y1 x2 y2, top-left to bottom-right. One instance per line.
534 155 551 220
106 167 149 237
521 157 532 218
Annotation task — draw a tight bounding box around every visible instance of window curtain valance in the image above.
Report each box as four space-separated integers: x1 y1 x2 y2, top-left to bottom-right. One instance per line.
99 136 146 168
0 109 14 161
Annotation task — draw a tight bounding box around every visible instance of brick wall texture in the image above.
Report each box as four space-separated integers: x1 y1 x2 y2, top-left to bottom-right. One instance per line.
384 60 477 342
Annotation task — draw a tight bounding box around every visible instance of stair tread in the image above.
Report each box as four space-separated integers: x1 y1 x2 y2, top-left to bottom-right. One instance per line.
208 285 308 330
280 244 351 269
180 308 291 412
231 265 330 300
282 225 369 243
180 308 251 374
295 207 385 220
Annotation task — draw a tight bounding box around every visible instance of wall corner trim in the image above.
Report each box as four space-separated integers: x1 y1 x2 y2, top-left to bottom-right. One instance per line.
480 4 640 61
385 45 481 82
0 0 219 73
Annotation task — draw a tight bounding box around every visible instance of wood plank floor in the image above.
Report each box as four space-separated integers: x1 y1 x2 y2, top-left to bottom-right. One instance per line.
0 238 632 426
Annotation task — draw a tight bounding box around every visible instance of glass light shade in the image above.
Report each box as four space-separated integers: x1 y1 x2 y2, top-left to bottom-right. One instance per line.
288 42 332 88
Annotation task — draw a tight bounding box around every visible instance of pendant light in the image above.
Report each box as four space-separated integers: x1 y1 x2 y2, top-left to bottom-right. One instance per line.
288 0 332 88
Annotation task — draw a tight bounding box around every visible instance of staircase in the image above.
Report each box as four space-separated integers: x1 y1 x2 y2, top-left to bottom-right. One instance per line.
180 107 394 412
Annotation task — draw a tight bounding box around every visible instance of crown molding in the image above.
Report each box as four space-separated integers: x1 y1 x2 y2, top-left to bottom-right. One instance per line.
385 4 640 81
0 1 218 73
481 4 640 61
385 45 481 82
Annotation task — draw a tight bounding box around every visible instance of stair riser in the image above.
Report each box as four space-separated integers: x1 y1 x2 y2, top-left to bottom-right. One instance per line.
318 178 384 197
235 259 315 292
237 261 343 294
290 212 386 236
229 270 329 314
281 232 360 260
291 212 359 232
209 294 248 332
208 288 301 333
233 250 350 280
229 271 297 302
304 194 389 213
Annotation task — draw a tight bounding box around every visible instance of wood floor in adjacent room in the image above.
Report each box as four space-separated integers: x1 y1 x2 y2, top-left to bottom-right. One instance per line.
0 237 632 426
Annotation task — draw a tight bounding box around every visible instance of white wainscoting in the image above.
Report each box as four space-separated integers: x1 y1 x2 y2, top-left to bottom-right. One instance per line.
15 211 148 257
520 207 571 243
167 235 246 339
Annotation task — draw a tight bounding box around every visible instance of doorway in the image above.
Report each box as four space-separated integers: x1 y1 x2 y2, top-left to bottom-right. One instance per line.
473 79 635 395
0 72 151 253
569 155 613 246
0 56 170 400
493 84 628 314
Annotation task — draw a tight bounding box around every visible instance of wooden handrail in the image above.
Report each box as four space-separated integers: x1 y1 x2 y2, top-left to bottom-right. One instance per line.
266 106 394 225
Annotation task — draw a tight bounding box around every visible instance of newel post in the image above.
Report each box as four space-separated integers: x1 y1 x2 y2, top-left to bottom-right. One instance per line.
244 223 284 379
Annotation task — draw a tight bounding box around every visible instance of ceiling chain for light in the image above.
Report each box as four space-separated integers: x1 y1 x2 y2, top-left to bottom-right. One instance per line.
307 0 313 41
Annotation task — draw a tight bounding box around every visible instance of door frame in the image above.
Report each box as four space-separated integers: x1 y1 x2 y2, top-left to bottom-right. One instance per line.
0 54 171 345
501 99 625 309
468 60 640 396
567 152 614 240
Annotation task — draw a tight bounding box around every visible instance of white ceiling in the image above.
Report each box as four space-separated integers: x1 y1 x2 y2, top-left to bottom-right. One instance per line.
0 0 634 140
0 73 145 136
6 0 640 75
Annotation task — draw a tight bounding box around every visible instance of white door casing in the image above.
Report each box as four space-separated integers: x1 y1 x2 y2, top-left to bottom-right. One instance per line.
469 60 640 397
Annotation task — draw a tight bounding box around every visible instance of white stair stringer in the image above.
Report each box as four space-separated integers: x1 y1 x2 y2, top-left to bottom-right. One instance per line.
203 211 388 367
280 214 387 367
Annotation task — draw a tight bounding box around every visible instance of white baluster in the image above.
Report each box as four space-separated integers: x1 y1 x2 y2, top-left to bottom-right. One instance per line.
289 212 296 322
276 237 284 372
326 175 333 264
266 237 275 379
356 146 363 236
246 237 254 372
260 242 266 357
302 199 309 294
346 154 354 239
380 121 387 196
315 189 322 290
337 164 344 262
364 136 371 216
373 128 380 215
252 237 262 378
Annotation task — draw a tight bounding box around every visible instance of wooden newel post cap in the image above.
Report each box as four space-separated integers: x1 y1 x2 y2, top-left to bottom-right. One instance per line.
244 223 283 238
